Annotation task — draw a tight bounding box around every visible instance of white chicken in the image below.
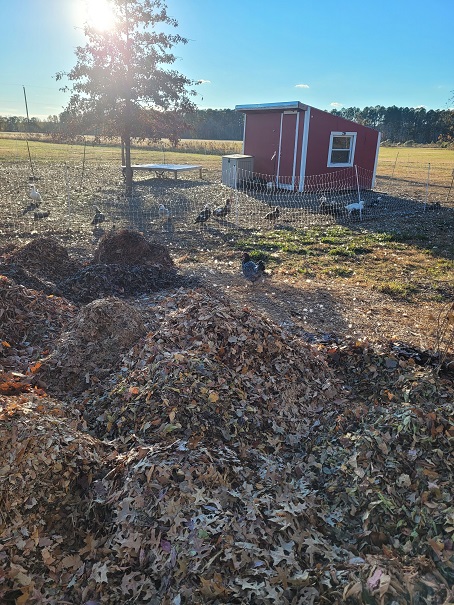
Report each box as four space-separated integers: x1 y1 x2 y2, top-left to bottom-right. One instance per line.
345 200 364 219
29 184 42 203
23 184 42 214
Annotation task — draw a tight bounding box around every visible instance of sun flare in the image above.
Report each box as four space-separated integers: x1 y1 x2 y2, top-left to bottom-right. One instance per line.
85 0 117 31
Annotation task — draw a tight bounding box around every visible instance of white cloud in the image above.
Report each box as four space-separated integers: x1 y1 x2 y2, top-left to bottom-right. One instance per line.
197 79 211 85
330 102 343 108
295 84 309 89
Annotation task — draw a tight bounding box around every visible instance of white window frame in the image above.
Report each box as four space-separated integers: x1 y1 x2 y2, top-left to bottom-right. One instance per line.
327 132 357 167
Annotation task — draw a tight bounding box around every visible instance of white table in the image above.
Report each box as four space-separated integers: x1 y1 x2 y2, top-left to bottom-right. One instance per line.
122 163 203 180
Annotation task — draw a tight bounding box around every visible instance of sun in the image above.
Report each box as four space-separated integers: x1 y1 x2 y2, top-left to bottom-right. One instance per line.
84 0 117 31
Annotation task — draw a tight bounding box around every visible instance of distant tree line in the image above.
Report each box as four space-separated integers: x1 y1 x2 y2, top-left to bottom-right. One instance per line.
0 115 61 133
179 109 244 140
331 106 454 145
1 106 453 146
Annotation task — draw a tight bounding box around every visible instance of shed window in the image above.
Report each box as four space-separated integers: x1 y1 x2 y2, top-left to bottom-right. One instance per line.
327 132 357 167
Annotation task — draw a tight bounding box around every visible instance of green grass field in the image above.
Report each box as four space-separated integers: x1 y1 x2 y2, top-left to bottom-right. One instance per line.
1 134 453 183
0 135 240 169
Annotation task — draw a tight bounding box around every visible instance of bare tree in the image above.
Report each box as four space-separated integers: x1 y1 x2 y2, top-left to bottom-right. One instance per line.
56 0 197 195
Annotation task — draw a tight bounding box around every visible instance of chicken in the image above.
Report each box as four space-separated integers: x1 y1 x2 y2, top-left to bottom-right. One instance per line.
158 204 170 219
319 196 342 216
91 206 106 226
345 200 364 219
213 198 232 218
29 184 42 203
318 196 331 215
33 210 50 220
23 200 41 214
23 184 42 214
194 205 211 224
264 206 279 221
241 252 266 284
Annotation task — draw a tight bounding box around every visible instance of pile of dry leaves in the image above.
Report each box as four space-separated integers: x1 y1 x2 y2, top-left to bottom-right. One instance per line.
0 235 453 605
39 297 147 393
0 275 76 380
81 289 341 449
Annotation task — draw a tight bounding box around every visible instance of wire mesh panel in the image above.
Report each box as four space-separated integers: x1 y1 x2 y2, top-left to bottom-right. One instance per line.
376 159 454 205
0 159 451 252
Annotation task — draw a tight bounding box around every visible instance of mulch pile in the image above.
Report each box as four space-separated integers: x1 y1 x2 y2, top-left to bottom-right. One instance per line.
0 275 75 349
57 263 190 304
0 231 191 304
0 275 76 382
92 228 175 269
0 236 453 604
5 237 82 281
39 297 147 394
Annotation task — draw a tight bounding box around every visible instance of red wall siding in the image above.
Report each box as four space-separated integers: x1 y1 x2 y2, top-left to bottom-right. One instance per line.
305 108 379 187
243 112 281 175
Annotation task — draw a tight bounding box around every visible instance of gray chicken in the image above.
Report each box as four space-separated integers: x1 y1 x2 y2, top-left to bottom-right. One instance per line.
194 205 211 225
241 252 266 284
213 198 232 218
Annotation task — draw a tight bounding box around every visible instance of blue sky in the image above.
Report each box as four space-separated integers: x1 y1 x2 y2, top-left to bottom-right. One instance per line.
1 0 453 119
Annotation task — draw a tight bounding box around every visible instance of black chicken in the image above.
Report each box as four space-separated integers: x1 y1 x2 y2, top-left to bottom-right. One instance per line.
23 200 41 215
194 205 211 224
213 198 232 218
33 210 50 220
91 206 105 226
264 206 279 221
241 253 266 284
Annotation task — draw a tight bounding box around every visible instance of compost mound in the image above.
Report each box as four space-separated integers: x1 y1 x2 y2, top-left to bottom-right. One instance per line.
39 297 147 394
6 236 82 280
1 286 453 604
92 228 175 269
57 263 189 303
0 262 59 295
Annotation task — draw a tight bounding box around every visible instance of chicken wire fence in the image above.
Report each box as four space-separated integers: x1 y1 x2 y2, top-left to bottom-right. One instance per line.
1 159 452 247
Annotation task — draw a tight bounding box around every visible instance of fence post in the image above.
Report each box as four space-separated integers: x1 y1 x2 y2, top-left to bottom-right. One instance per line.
446 169 454 203
424 163 430 210
354 165 361 203
391 152 399 179
65 163 71 229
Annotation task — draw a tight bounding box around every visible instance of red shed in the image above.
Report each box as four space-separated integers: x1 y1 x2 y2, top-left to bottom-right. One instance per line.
235 101 381 192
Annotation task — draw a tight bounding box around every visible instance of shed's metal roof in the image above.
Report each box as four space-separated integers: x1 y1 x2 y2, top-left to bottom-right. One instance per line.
235 101 308 112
